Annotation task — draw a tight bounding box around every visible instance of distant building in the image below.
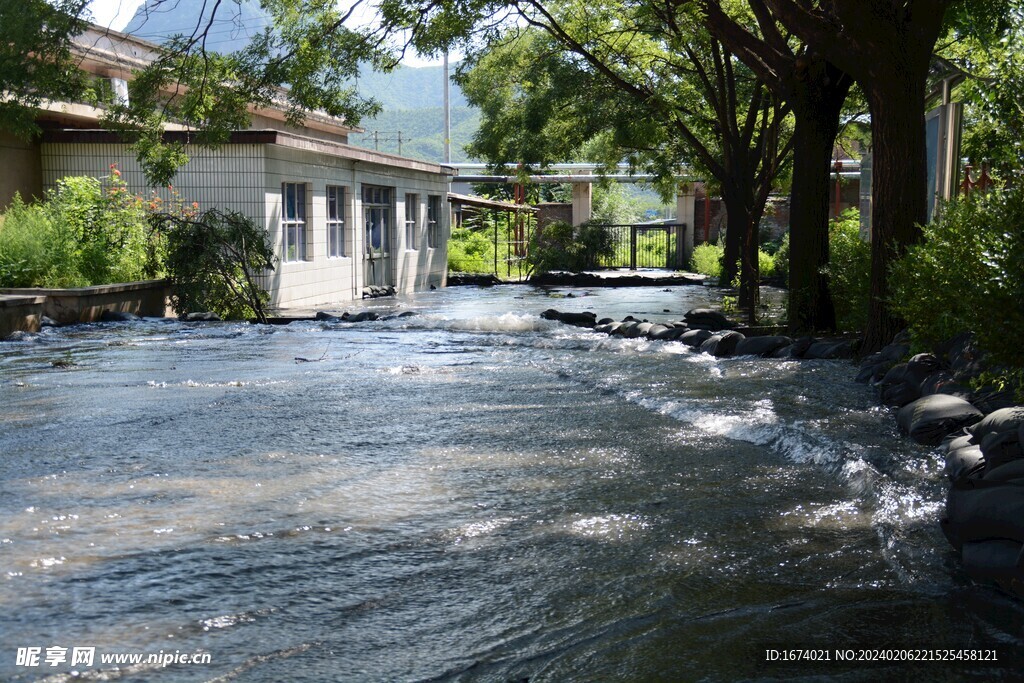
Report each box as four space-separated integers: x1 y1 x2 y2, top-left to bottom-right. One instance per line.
0 24 451 309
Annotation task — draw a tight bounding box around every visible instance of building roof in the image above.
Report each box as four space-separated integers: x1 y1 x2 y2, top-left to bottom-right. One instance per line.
43 128 455 176
448 192 538 212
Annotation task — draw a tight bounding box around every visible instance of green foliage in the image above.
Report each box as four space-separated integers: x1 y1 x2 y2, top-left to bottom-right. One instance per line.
890 191 1024 369
773 234 790 286
0 169 159 288
940 2 1024 181
528 221 616 274
825 209 871 332
447 226 494 273
0 195 53 287
591 184 642 224
156 209 276 322
690 243 723 278
0 0 87 140
758 249 775 278
47 172 154 286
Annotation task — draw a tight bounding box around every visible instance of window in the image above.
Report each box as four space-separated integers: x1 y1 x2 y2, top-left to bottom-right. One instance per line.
327 186 346 258
363 185 392 253
427 195 442 248
404 193 419 250
282 182 307 262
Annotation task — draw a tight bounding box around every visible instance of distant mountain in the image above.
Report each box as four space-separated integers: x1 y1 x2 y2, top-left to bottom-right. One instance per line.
123 0 478 164
124 0 270 54
352 64 474 163
354 64 469 111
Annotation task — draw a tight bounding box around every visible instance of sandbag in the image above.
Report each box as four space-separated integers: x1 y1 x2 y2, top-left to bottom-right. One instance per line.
770 344 795 359
942 485 1024 550
540 309 597 328
878 364 920 407
919 370 957 396
880 343 911 362
983 459 1024 483
804 340 856 359
682 308 734 331
981 430 1024 471
594 323 615 334
942 429 975 453
613 321 639 337
907 353 943 377
680 329 713 348
788 337 816 359
971 407 1024 443
649 325 688 341
946 444 986 483
700 330 744 358
625 322 653 339
735 335 793 358
856 359 895 384
645 324 670 339
961 540 1024 593
897 394 984 446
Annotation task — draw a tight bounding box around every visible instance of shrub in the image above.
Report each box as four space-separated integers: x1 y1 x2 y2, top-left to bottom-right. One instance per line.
890 191 1024 369
773 234 790 286
690 242 723 278
825 209 871 331
155 209 276 322
758 248 775 278
0 166 160 288
527 221 616 273
0 194 53 287
448 227 494 273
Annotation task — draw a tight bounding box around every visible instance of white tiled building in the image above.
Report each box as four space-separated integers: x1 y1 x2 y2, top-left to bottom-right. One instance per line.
1 25 452 310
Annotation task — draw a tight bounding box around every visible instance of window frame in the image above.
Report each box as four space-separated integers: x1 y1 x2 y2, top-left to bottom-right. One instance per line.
282 182 308 263
363 185 393 254
404 193 419 251
327 185 347 258
427 194 441 249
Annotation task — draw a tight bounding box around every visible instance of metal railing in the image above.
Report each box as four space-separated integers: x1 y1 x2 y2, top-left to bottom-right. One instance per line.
588 223 688 270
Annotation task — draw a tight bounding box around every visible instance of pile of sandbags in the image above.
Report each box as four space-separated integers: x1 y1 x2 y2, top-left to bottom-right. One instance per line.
940 408 1024 598
545 307 855 361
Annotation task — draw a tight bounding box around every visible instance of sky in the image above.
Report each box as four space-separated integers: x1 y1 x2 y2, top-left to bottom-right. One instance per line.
85 0 445 66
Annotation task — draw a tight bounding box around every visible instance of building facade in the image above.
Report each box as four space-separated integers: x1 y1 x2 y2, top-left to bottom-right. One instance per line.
3 25 452 310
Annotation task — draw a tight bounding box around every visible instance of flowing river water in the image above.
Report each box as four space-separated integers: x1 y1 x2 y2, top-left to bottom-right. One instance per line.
2 284 1024 682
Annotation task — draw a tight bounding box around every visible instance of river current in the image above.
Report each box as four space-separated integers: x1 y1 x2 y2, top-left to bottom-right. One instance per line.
2 284 1024 682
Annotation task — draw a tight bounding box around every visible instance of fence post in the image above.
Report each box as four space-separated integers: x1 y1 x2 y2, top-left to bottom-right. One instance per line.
630 225 638 270
676 224 687 270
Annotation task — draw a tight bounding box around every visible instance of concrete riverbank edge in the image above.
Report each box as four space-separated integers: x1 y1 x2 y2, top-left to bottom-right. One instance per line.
542 306 1024 600
0 280 171 331
0 295 46 337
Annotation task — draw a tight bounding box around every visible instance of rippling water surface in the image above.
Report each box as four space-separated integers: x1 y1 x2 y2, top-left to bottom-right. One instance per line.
2 285 1024 681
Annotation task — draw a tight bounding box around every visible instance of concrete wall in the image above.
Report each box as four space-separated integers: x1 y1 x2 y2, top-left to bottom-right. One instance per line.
0 295 44 337
0 281 168 324
1 132 43 210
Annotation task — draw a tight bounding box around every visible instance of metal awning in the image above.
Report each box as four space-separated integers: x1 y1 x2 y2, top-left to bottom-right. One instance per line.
448 192 537 213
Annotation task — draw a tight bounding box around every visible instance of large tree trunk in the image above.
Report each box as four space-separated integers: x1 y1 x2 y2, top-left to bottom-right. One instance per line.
787 67 849 335
860 77 928 353
721 188 759 321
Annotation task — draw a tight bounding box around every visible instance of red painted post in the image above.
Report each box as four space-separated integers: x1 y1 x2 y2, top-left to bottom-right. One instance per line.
961 164 975 198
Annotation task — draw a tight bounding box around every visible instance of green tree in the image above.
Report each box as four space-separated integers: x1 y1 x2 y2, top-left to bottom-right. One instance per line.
457 12 792 320
762 0 956 352
701 0 853 334
0 0 88 140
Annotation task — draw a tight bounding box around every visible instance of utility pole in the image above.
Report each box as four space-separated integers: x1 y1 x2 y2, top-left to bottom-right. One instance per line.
443 51 451 164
